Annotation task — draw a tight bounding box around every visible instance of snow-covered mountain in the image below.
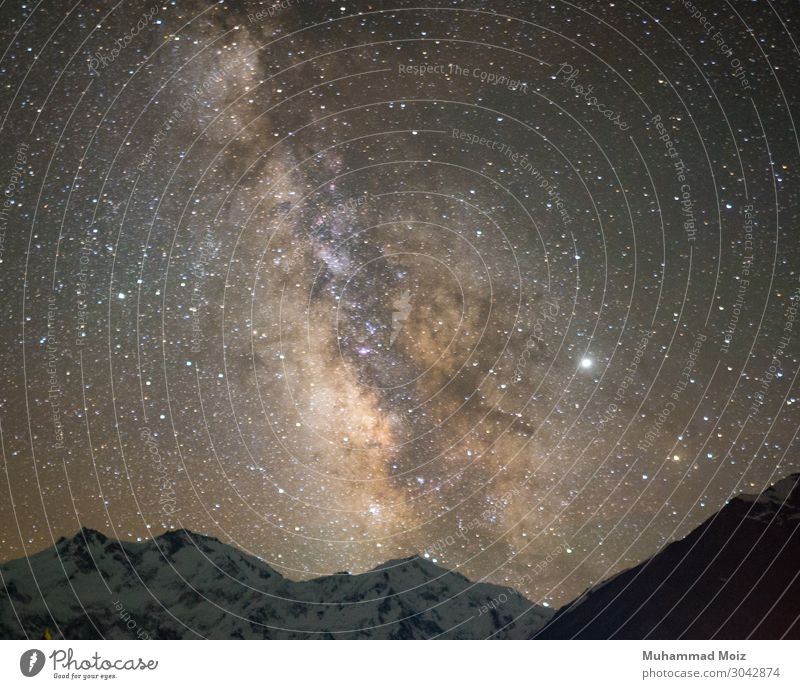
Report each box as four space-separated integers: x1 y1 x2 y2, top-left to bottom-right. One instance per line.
3 474 799 640
539 473 800 639
0 529 551 639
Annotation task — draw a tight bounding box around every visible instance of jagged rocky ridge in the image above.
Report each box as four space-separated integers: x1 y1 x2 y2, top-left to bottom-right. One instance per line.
0 528 550 639
2 473 799 639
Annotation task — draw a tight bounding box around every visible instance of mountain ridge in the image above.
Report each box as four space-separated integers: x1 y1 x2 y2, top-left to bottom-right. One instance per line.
538 473 800 639
1 526 550 639
2 473 799 639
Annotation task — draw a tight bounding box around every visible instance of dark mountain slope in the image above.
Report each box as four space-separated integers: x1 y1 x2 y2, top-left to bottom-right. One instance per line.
538 474 800 639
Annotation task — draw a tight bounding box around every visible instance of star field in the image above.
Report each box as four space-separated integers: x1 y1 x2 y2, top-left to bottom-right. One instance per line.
1 0 799 610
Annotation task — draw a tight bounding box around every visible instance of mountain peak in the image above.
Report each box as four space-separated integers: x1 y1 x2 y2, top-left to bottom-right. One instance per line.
71 527 108 545
368 554 462 578
541 471 800 639
737 473 800 507
369 555 422 570
1 528 551 639
156 528 218 544
8 471 799 640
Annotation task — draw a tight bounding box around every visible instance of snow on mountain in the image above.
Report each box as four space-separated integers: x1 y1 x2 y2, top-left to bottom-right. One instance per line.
6 474 798 640
0 529 551 639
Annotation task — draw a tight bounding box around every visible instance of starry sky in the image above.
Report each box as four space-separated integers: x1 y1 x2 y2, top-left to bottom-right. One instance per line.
1 0 799 609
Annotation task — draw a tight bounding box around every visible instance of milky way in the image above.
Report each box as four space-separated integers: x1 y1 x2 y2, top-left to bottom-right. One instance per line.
1 0 800 609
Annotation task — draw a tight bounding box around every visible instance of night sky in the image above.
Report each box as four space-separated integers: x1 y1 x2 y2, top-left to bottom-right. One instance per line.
1 0 799 609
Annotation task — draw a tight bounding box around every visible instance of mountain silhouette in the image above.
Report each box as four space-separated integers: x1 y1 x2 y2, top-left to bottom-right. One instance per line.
538 473 800 639
1 474 799 639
